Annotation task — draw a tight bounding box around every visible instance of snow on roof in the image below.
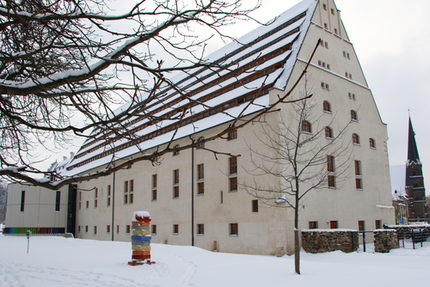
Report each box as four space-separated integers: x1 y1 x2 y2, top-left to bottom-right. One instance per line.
65 0 318 175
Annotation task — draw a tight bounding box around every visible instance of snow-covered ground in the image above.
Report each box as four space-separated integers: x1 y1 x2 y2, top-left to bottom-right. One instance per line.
0 235 428 287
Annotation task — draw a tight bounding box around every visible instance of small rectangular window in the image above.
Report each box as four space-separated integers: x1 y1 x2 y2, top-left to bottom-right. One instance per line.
55 190 61 211
330 221 338 229
152 224 157 234
124 181 128 204
79 191 82 209
309 221 318 229
356 178 363 190
354 160 361 175
375 220 382 229
126 225 131 234
229 177 237 192
173 186 179 198
152 174 157 200
229 157 237 175
20 190 25 212
328 175 336 188
358 220 365 231
117 225 120 234
197 224 204 235
327 155 335 172
94 188 98 208
94 226 97 235
129 180 134 204
197 164 204 180
107 225 111 233
152 174 157 189
173 224 179 234
173 169 179 184
107 185 111 206
197 182 204 195
252 200 258 212
85 225 88 233
230 223 238 236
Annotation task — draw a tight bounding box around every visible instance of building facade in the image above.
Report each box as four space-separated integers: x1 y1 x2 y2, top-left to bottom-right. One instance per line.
64 0 394 255
5 0 395 255
4 183 71 234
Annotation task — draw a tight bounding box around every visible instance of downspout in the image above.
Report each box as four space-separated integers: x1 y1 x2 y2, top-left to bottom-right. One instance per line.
111 170 116 241
191 142 195 246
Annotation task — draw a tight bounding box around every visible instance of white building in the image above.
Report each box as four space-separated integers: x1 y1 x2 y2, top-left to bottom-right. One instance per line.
6 0 394 255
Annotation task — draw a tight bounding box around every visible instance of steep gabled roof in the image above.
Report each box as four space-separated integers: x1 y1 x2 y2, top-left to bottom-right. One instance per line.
66 0 318 175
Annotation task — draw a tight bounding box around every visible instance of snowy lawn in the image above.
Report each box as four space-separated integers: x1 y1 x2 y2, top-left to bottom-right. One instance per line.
0 235 428 287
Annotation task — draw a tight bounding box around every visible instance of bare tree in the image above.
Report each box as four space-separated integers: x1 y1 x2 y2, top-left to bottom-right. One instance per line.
0 0 264 186
243 83 352 274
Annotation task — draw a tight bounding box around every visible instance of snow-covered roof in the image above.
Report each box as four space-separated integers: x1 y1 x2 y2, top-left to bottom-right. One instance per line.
66 0 318 175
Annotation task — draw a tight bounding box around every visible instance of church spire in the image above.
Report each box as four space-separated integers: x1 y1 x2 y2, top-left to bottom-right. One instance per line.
407 116 420 165
405 115 428 222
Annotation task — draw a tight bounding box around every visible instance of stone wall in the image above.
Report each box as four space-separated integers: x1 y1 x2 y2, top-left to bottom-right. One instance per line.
373 229 398 253
302 230 358 253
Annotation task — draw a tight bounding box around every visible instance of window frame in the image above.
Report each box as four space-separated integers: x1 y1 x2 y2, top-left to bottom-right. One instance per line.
173 224 179 234
350 110 358 121
325 126 333 139
252 199 258 213
229 223 238 236
352 133 360 145
323 100 331 113
369 138 376 149
301 120 312 133
55 190 61 212
197 223 205 235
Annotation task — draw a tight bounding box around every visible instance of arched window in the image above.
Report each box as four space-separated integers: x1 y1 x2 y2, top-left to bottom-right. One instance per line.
196 136 205 149
325 126 333 138
173 144 180 156
301 120 312 133
350 110 358 121
352 133 360 145
369 138 376 149
323 101 331 113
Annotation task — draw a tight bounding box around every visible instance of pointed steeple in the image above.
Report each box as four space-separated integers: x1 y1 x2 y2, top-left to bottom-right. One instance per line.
407 116 420 165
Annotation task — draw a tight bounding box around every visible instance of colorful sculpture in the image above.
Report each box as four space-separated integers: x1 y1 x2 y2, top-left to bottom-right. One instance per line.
128 211 155 265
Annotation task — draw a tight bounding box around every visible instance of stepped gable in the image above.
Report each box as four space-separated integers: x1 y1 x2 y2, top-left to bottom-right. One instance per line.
66 0 318 175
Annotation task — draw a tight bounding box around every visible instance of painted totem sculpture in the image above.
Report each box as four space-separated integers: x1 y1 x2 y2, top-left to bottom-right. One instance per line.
128 211 155 265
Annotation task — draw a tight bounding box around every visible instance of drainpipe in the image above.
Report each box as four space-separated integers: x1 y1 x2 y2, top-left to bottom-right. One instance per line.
191 142 195 246
111 170 116 241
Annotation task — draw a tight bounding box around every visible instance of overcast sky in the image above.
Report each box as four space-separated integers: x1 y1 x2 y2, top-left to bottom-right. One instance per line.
239 0 430 193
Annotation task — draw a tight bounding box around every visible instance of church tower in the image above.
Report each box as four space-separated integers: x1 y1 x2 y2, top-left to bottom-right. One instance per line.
405 117 428 222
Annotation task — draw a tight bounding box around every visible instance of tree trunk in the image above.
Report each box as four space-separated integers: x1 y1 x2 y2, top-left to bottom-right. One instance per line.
294 229 300 274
